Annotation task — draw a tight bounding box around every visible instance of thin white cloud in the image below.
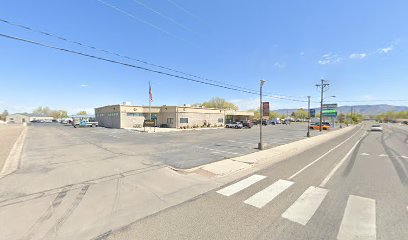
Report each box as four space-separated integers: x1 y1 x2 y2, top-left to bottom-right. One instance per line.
80 84 89 88
274 62 286 69
318 53 343 65
300 51 305 56
377 38 400 54
378 46 393 54
349 53 367 59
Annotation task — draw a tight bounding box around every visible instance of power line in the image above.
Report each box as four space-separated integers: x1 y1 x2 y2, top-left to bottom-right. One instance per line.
130 0 194 33
0 18 307 102
0 18 250 93
0 33 310 103
166 0 200 20
0 33 256 94
95 0 187 43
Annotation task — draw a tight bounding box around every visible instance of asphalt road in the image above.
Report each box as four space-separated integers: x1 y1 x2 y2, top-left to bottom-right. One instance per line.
22 122 326 169
107 123 408 240
0 122 329 240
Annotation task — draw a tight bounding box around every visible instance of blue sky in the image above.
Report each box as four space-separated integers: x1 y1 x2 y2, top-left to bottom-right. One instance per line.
1 0 407 114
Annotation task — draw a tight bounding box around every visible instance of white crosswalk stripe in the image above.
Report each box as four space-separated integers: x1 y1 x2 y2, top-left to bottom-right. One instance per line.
218 177 382 239
216 175 267 197
281 186 328 226
337 195 376 240
244 179 294 208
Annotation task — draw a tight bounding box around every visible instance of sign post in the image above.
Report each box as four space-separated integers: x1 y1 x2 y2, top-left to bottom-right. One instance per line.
258 80 266 150
307 96 311 137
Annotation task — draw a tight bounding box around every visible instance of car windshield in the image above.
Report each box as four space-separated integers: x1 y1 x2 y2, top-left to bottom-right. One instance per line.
372 125 381 127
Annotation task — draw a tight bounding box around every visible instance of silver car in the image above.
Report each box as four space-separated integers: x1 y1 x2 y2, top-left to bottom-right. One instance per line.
370 124 383 131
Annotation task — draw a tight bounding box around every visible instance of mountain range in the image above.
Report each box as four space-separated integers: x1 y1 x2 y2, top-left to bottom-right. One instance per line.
274 104 408 116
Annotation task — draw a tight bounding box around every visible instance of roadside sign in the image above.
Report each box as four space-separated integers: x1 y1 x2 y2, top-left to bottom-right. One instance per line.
143 119 155 127
322 103 338 110
309 109 316 118
322 109 337 117
262 102 269 117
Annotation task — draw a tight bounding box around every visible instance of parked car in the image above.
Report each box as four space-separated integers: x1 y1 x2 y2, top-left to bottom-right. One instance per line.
271 118 281 125
242 121 253 128
370 124 383 131
310 122 330 130
226 122 243 129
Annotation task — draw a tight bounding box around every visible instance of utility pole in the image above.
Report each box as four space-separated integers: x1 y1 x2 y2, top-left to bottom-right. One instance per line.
350 106 353 123
307 96 311 137
315 79 330 132
258 79 266 150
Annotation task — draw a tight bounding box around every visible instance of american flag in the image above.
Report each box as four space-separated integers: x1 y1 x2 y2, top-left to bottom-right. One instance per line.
149 82 153 102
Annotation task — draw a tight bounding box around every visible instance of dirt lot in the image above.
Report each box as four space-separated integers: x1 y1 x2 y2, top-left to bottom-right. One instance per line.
0 124 24 170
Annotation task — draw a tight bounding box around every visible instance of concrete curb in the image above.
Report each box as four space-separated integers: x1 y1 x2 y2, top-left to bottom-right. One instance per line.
171 125 361 177
0 126 27 179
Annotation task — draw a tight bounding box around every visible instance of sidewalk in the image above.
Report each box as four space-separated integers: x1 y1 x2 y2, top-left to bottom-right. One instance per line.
0 124 24 170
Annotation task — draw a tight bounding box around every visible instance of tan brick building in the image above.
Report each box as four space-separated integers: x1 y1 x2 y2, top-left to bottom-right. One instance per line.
95 104 254 129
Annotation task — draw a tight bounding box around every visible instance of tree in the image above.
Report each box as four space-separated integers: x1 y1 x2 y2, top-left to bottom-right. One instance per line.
200 97 238 110
294 108 308 120
77 111 87 115
51 110 68 119
0 110 8 121
269 111 281 119
33 106 51 116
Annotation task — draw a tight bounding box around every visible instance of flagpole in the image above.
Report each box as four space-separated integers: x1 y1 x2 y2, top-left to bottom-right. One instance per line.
149 82 152 120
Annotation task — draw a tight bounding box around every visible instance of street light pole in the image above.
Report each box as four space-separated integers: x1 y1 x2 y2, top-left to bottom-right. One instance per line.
316 79 330 132
307 96 311 137
259 79 266 150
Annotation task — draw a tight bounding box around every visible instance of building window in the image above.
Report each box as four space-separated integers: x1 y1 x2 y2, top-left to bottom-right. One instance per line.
127 113 144 117
180 118 188 123
167 118 174 124
218 118 224 123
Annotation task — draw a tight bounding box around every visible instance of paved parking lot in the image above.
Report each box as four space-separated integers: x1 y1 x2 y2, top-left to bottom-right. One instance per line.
44 122 327 169
0 122 332 240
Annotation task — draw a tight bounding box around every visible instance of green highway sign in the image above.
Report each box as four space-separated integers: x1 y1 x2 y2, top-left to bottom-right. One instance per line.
322 109 337 117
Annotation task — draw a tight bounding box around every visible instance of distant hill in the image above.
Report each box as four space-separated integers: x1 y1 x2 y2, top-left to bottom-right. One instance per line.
274 104 408 116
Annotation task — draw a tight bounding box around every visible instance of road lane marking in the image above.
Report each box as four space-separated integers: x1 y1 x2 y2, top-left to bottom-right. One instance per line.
337 195 376 240
217 175 267 196
360 153 370 156
281 186 328 225
402 156 408 159
197 146 240 155
319 133 367 187
227 140 254 146
244 179 294 208
378 154 388 157
288 125 364 180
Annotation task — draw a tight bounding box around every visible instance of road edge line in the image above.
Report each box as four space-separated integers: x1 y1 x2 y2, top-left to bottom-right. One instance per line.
319 131 367 187
288 124 364 180
0 126 27 178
